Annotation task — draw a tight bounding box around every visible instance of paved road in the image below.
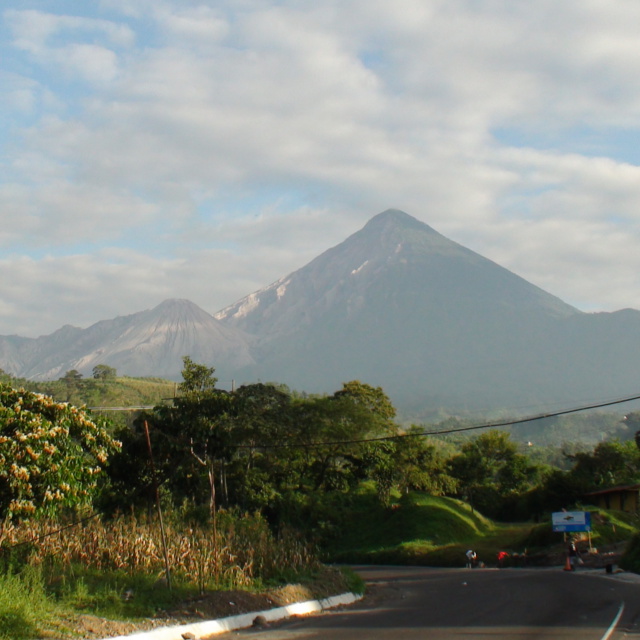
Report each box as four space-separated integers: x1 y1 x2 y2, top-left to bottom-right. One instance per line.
239 566 640 639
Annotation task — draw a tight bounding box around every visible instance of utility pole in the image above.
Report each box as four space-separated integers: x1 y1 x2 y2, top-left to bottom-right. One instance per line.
143 420 172 591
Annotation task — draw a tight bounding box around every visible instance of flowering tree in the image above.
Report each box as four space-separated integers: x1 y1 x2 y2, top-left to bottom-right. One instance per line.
0 384 120 519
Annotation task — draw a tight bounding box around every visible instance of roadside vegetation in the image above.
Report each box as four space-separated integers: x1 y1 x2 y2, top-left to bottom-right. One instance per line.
2 358 640 638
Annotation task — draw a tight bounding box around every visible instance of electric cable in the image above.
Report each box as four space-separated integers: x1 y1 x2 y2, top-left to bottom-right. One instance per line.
235 391 640 449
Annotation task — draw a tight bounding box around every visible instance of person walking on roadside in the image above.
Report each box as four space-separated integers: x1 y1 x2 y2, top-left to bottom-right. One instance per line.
465 549 477 569
568 541 578 570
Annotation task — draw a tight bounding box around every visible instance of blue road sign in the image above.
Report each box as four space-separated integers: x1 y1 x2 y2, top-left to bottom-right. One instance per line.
552 511 591 532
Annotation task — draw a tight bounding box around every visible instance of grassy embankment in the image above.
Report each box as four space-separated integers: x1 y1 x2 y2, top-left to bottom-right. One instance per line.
328 488 639 568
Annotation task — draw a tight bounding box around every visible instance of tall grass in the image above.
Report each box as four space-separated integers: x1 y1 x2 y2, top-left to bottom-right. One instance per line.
1 512 318 591
0 567 58 640
0 510 321 630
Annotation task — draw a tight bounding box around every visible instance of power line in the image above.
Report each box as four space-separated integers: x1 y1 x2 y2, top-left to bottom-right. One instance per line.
236 391 640 450
88 406 156 411
421 392 640 436
4 392 636 550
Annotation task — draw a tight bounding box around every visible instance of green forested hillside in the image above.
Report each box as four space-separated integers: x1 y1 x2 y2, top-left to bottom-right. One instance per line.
0 369 176 428
1 371 173 405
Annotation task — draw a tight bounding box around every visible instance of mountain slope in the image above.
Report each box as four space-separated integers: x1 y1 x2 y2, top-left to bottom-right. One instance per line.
217 209 592 409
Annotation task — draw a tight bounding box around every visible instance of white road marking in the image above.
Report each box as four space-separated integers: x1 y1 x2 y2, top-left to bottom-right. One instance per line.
600 602 624 640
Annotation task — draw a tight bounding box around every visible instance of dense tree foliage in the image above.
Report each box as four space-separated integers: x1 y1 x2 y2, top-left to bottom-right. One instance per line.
567 440 640 489
447 430 540 516
103 361 412 530
0 384 120 519
98 359 640 536
5 358 638 539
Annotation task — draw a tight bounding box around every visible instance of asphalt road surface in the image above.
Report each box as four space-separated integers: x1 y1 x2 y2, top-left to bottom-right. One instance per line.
239 565 640 639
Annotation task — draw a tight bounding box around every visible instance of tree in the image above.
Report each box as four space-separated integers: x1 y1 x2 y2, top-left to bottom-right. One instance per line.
224 383 295 511
269 383 400 505
60 370 84 402
333 381 396 422
92 365 116 380
448 430 538 515
0 384 120 519
61 370 83 382
393 429 458 496
108 368 408 536
177 357 217 400
145 357 231 517
623 413 640 450
567 440 640 490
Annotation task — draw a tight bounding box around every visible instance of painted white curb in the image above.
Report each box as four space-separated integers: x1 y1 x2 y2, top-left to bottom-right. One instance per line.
104 592 363 640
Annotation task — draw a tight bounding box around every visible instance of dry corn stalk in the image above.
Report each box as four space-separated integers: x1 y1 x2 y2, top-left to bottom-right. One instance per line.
0 513 318 590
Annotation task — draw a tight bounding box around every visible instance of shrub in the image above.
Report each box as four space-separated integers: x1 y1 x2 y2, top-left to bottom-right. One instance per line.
0 384 120 519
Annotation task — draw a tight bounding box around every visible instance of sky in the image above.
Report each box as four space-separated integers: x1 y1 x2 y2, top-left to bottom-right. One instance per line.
3 0 640 337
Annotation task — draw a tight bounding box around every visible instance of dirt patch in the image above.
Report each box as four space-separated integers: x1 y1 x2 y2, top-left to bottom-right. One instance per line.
56 567 354 639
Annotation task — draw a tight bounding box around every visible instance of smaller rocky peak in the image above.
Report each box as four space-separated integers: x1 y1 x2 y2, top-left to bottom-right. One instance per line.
151 299 207 316
153 298 198 311
143 299 219 330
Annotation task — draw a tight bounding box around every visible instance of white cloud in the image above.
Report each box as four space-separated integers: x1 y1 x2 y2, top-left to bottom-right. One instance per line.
0 234 325 336
5 9 133 85
5 9 135 50
154 5 229 45
3 0 640 337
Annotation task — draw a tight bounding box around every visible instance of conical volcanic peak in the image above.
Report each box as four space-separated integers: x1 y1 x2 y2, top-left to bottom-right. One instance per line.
341 208 459 260
215 210 578 336
211 209 593 409
215 210 460 329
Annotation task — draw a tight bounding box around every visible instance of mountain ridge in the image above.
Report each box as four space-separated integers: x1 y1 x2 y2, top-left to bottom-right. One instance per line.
0 298 254 382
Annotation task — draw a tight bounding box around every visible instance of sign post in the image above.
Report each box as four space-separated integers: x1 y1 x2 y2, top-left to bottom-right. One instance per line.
552 511 592 551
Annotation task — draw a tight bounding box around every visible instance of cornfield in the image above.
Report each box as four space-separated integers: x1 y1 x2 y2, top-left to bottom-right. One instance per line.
0 512 319 592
